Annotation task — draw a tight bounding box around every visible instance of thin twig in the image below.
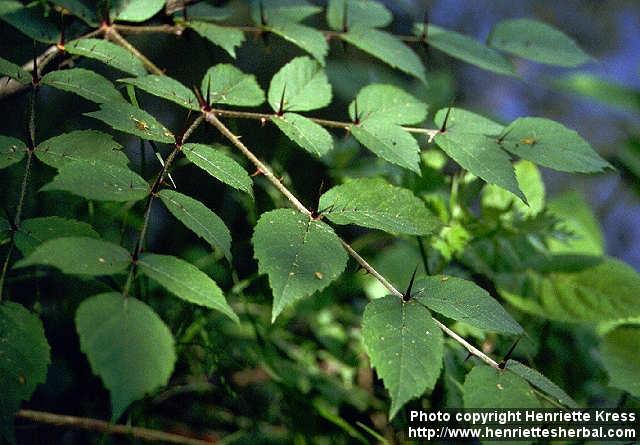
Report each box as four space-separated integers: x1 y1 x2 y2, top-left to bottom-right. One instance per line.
204 110 499 369
209 108 439 137
16 410 216 445
104 27 164 75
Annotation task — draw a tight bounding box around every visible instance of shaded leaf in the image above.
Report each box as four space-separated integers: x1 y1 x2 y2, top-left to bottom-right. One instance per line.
327 0 391 31
0 56 30 84
599 327 640 397
0 135 26 170
272 113 333 157
35 130 129 169
351 118 420 173
414 275 523 335
547 191 603 256
41 160 149 202
267 20 328 65
64 38 147 76
188 21 245 58
0 1 59 42
137 253 238 322
499 117 611 173
158 189 231 259
183 143 253 196
51 0 97 25
41 68 124 104
86 102 175 143
250 0 321 24
414 23 516 76
362 296 443 419
319 177 439 235
552 73 640 113
119 75 199 110
463 365 540 408
341 26 426 84
268 56 332 112
252 209 347 321
482 160 545 216
75 293 175 420
506 360 578 408
15 237 131 276
15 216 99 256
112 0 165 22
489 18 591 67
348 84 427 125
0 302 50 443
200 64 265 107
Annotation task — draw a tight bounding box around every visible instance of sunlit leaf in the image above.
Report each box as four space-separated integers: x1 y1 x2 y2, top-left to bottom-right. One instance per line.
268 56 332 112
64 39 147 76
200 64 265 107
86 102 175 143
272 113 333 157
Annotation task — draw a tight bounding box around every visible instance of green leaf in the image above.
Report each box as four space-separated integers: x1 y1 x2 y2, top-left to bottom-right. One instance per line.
434 107 505 135
0 302 50 444
252 209 347 321
414 275 523 335
35 130 129 169
547 191 603 255
268 56 332 112
137 253 238 322
0 56 30 84
15 237 131 276
200 64 265 107
0 1 59 42
174 3 232 21
489 18 591 67
158 190 232 260
15 217 99 256
319 178 439 235
41 68 124 104
499 117 611 173
250 0 322 24
41 160 149 202
348 84 427 125
267 20 329 65
188 21 245 58
482 160 545 216
51 0 98 25
500 257 640 323
75 293 176 420
112 0 165 22
64 39 147 76
327 0 392 31
463 365 540 408
0 135 26 170
362 296 443 419
506 360 578 408
341 26 426 84
85 102 175 143
414 23 516 76
552 73 640 113
351 118 420 173
119 75 199 110
272 113 333 157
183 143 253 197
599 327 640 397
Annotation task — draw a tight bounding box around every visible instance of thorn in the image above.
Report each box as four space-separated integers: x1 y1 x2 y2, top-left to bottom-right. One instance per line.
310 180 325 219
250 168 263 177
497 127 514 144
277 84 286 116
463 351 474 362
59 10 66 47
193 85 208 111
342 0 349 33
259 0 267 26
420 10 429 42
206 76 212 106
402 265 419 302
353 97 359 124
439 105 452 133
498 337 521 369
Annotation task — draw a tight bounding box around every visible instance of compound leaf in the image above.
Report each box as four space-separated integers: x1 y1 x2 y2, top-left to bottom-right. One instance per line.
0 302 50 443
64 38 147 76
41 68 124 104
252 209 347 321
41 160 149 202
75 293 175 420
268 56 332 112
362 296 443 419
319 178 439 235
272 113 333 157
489 18 591 67
119 75 199 110
183 143 253 197
414 275 523 335
86 102 175 143
137 253 238 322
201 64 265 107
35 130 129 169
15 237 131 276
158 189 232 260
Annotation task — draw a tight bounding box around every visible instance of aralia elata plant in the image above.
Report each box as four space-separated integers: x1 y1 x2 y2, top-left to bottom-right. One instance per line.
1 0 638 443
